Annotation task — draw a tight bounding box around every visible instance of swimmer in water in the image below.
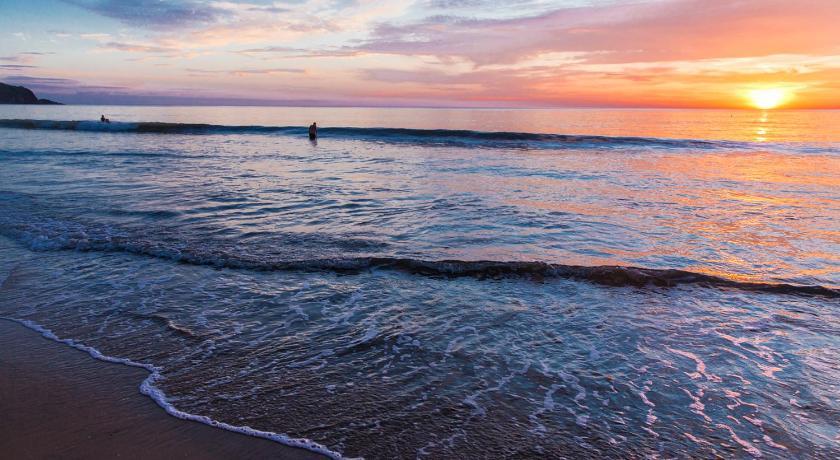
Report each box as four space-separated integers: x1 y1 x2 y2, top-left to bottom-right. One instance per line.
309 122 317 139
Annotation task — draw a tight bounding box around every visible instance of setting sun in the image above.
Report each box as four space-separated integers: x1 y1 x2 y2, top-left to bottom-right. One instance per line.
747 88 789 110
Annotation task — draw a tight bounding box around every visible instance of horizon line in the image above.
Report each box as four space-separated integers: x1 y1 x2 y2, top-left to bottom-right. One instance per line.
4 102 839 111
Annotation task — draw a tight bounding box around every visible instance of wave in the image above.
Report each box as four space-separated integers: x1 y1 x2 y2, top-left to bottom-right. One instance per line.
210 256 840 298
0 118 737 150
0 317 345 459
2 221 835 298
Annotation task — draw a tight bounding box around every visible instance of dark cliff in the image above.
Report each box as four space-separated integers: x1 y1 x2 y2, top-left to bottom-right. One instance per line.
0 82 62 104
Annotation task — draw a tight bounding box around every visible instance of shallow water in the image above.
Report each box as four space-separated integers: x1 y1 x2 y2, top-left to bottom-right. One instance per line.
1 106 838 458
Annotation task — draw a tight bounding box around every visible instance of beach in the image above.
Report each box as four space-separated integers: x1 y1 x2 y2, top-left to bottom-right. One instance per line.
0 319 324 459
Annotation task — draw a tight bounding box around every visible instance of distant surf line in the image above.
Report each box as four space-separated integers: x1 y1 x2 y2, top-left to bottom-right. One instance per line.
0 118 741 150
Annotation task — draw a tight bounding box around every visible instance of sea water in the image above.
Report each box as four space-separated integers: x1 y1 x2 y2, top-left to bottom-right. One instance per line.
0 106 838 458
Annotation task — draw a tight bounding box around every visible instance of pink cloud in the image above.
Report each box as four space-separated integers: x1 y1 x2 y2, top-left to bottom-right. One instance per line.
359 0 840 66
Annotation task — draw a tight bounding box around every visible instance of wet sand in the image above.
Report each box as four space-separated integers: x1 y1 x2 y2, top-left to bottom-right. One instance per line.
0 319 326 460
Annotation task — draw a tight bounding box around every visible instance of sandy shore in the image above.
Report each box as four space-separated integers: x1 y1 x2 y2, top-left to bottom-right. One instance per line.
0 319 327 459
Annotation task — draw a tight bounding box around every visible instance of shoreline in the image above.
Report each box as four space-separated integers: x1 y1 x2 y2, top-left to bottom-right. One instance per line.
0 319 332 459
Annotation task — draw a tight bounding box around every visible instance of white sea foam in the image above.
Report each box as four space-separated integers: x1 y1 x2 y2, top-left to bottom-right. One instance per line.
2 317 348 460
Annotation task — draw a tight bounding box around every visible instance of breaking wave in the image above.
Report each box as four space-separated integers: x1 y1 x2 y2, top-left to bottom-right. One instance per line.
1 219 835 298
0 118 739 150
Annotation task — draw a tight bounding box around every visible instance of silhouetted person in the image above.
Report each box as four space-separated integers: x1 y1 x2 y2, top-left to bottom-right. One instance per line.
309 122 317 139
100 115 106 122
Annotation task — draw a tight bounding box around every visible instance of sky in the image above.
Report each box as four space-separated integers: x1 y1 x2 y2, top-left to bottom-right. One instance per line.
1 0 839 108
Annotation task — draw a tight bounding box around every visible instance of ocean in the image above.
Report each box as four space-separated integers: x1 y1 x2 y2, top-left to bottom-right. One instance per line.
0 106 838 458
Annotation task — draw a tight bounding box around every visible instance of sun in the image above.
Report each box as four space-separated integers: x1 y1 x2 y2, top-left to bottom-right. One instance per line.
746 88 788 110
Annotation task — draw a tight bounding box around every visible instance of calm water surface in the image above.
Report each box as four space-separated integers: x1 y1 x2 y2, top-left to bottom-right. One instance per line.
0 106 838 458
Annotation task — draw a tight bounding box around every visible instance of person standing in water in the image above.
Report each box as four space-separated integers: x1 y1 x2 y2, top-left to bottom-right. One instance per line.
309 122 317 139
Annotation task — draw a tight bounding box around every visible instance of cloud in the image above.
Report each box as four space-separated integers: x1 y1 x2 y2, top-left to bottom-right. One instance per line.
0 75 127 93
0 52 54 65
65 0 222 29
354 49 840 108
49 30 74 39
245 5 290 14
180 17 337 48
421 0 567 17
0 56 30 63
186 67 306 76
236 46 362 58
99 42 178 54
358 0 840 67
0 65 38 70
79 33 112 42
